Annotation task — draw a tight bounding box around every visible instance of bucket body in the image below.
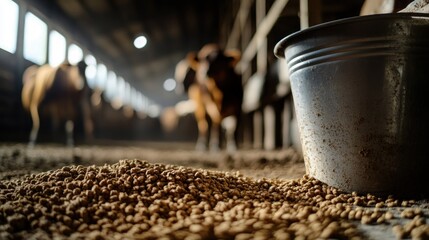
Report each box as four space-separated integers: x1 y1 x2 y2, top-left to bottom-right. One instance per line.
275 13 429 197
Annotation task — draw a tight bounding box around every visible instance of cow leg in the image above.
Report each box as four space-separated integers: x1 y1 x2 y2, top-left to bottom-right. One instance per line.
205 100 221 152
209 122 220 152
253 111 263 149
195 116 208 151
50 105 61 143
28 103 40 148
222 116 237 152
189 86 207 151
80 97 94 143
65 120 74 147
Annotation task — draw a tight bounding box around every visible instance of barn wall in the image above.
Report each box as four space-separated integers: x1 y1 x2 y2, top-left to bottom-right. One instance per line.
0 48 27 142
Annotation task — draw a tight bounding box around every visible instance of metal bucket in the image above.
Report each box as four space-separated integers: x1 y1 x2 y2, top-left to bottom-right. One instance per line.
275 13 429 197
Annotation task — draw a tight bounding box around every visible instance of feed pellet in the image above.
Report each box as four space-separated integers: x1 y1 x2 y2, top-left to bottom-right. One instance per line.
0 159 428 239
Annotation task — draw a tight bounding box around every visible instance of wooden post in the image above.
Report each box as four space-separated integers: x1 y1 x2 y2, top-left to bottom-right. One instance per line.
264 105 275 150
240 1 252 82
299 0 309 29
253 111 263 149
300 0 322 30
226 0 253 50
256 0 267 74
236 0 289 75
239 0 254 148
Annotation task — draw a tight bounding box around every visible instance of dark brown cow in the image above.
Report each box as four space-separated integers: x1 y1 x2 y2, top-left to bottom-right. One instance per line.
21 61 93 147
175 44 243 152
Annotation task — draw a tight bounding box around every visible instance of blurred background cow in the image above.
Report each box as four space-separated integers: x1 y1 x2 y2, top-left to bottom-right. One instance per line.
175 44 243 152
21 61 93 148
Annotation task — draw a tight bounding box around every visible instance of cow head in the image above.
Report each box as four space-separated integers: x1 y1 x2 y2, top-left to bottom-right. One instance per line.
190 44 241 89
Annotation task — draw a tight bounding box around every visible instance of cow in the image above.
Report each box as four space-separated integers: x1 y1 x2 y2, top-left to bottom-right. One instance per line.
359 0 423 15
21 60 93 148
175 44 243 152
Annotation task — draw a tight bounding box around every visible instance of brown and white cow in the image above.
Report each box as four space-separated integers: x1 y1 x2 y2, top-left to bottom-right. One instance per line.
175 44 243 152
21 61 93 148
360 0 427 15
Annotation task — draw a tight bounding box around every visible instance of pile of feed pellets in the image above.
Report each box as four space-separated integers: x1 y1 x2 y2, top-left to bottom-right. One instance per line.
0 159 428 239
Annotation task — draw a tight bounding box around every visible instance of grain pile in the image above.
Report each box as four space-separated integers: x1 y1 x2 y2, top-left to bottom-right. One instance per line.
0 159 428 240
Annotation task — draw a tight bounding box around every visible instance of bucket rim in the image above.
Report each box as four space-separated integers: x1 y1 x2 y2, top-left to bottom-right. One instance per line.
274 12 429 59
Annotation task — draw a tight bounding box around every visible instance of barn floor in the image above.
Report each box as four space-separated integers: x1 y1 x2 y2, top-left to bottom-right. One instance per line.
0 142 428 239
0 142 306 180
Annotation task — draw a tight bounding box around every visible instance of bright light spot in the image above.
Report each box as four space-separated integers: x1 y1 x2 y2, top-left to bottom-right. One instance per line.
85 65 97 80
104 71 117 101
48 30 66 67
163 78 176 92
84 55 97 89
133 35 147 49
23 12 47 65
96 64 107 89
68 44 83 64
0 0 19 54
122 82 131 105
148 104 160 118
85 54 96 65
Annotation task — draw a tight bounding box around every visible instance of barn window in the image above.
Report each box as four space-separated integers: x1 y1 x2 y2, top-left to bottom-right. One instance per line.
148 104 160 118
131 89 142 111
96 63 107 90
48 30 66 67
111 76 125 109
133 92 144 112
0 0 19 54
84 54 97 88
122 81 131 105
104 70 117 101
23 12 47 65
68 44 83 65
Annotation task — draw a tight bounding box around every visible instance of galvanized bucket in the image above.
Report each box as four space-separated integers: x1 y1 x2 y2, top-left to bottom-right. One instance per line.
275 13 429 197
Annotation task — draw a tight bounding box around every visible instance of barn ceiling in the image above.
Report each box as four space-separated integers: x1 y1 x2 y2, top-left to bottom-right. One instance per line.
27 0 376 107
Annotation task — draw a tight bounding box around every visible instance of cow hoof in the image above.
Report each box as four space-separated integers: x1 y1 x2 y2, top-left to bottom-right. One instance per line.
195 142 207 152
226 144 237 153
67 140 74 148
209 144 220 153
27 142 35 149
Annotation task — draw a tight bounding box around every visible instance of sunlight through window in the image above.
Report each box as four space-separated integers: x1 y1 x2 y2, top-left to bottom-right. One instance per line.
0 0 19 54
96 63 107 90
49 30 66 67
68 44 83 65
84 55 97 89
104 70 117 101
23 12 47 65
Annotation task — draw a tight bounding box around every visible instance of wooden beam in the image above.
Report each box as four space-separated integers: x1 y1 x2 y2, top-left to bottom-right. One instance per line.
300 0 322 29
226 0 254 50
236 0 289 74
256 0 267 73
300 0 309 29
